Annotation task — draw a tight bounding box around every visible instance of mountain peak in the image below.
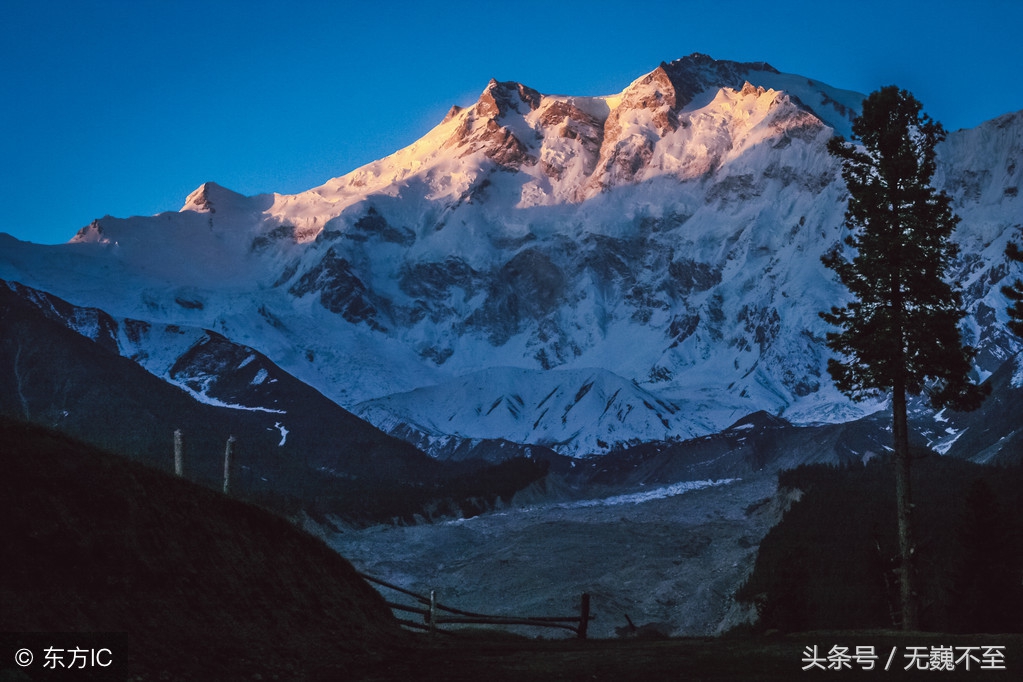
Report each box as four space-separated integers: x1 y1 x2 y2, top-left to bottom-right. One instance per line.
3 55 1020 461
648 53 858 136
442 104 463 123
664 52 779 75
181 181 246 214
654 53 779 109
69 218 108 244
475 79 542 119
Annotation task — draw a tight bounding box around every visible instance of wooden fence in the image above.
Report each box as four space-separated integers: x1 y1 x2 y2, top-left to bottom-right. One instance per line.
169 431 593 638
358 572 592 639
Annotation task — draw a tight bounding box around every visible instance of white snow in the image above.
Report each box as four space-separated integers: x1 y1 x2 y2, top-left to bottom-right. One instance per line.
1014 354 1023 389
166 378 286 414
446 478 740 525
274 421 289 446
1 57 1019 458
560 478 739 508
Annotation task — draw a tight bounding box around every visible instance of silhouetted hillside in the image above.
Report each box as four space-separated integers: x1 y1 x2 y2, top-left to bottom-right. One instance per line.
0 417 409 680
737 453 1023 634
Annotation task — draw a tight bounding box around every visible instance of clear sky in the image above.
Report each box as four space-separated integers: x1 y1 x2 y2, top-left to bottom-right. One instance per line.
2 0 1021 245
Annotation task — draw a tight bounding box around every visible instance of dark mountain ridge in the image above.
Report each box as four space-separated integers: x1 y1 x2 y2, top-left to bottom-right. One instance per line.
0 279 548 523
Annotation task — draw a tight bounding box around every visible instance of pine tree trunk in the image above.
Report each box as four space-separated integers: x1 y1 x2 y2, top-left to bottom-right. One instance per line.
891 380 919 630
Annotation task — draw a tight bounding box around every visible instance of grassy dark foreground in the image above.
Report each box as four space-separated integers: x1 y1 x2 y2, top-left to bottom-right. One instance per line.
344 631 1023 681
4 418 1022 680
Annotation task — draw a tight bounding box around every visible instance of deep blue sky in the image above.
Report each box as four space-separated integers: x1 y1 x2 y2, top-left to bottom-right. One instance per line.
2 0 1021 245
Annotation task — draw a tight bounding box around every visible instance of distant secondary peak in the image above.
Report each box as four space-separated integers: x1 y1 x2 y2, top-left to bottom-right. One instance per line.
442 104 463 123
70 218 108 244
181 181 245 214
475 79 542 118
740 81 767 97
620 64 681 111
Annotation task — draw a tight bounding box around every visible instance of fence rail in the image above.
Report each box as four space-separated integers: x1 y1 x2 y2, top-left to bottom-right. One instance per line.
358 571 592 639
166 430 594 638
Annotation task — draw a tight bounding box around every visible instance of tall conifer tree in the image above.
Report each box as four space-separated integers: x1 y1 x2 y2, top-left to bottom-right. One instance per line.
822 86 988 630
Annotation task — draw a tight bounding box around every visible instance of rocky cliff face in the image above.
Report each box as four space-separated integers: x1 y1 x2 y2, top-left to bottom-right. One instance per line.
1 54 1020 457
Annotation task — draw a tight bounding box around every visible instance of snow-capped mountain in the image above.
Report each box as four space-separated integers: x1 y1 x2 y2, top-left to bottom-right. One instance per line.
2 54 1021 457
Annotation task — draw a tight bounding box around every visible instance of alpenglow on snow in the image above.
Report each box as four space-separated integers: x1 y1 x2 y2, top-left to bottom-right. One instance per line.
1 54 1020 457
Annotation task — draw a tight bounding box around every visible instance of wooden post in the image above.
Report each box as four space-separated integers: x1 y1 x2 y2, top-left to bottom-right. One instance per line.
173 429 184 478
428 590 437 633
577 592 590 640
223 436 236 494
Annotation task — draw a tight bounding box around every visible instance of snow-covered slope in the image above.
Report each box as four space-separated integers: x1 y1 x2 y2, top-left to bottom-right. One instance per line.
1 54 1020 457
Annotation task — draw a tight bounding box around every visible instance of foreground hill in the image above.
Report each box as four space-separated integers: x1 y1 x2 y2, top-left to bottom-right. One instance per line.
0 417 406 680
5 418 1023 680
